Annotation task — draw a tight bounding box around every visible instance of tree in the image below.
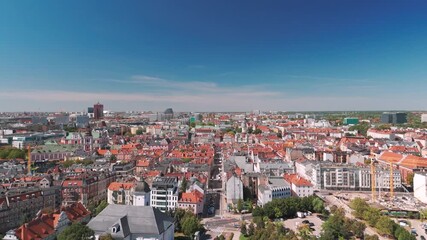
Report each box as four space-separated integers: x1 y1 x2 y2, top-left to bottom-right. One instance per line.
99 234 114 240
349 197 369 219
312 197 325 213
375 216 395 237
94 200 108 216
7 149 26 159
240 222 247 236
297 224 313 240
364 207 381 227
395 229 416 240
0 147 26 160
364 234 379 240
407 172 414 186
348 123 370 136
237 198 243 213
252 206 264 217
321 208 350 239
169 208 186 231
243 186 252 201
350 220 366 238
253 216 265 230
135 129 143 135
246 200 253 213
181 213 201 237
253 129 262 134
180 177 188 193
248 222 255 236
420 208 427 221
57 223 94 240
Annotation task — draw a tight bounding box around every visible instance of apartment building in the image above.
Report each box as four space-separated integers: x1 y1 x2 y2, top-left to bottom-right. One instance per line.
150 177 179 212
258 177 291 206
107 181 150 206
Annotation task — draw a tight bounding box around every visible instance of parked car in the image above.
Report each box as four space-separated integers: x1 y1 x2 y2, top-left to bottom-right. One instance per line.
399 220 409 227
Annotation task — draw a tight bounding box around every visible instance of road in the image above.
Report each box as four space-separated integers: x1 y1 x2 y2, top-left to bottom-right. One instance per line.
401 219 427 240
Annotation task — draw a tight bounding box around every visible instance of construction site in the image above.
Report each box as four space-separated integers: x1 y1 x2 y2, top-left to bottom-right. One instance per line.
331 159 425 217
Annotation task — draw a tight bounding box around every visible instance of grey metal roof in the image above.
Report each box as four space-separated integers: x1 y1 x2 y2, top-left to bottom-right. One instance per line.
87 205 174 237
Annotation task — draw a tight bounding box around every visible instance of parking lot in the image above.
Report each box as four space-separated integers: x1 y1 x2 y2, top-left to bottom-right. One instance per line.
403 219 427 240
283 215 323 237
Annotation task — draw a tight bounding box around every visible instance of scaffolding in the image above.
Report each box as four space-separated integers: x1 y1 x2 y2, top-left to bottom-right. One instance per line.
27 145 31 175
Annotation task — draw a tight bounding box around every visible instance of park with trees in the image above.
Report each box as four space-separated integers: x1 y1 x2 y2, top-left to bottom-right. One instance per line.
252 196 326 220
350 198 415 240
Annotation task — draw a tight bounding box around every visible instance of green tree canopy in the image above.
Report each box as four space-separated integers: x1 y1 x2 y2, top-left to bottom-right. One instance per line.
180 177 188 193
237 199 244 213
375 216 395 237
135 129 143 135
94 200 108 216
321 208 351 239
0 147 26 160
57 223 94 240
181 213 201 237
240 222 247 236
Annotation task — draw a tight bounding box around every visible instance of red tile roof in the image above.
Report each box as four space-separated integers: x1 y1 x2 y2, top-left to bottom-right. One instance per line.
108 182 135 191
179 190 204 203
284 173 313 187
378 151 403 163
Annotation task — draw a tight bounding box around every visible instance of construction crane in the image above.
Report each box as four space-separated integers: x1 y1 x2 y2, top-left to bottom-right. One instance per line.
27 145 31 175
390 162 394 199
371 159 376 202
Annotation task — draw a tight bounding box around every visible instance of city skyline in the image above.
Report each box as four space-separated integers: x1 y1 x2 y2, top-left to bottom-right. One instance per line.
1 1 427 112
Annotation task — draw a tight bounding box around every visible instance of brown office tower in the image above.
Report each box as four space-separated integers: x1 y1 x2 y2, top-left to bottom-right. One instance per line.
93 102 104 119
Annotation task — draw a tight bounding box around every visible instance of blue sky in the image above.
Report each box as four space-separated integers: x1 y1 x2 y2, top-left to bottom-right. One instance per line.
1 1 427 112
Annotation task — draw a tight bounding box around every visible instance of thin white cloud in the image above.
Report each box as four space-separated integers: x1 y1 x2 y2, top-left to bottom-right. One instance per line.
0 88 425 112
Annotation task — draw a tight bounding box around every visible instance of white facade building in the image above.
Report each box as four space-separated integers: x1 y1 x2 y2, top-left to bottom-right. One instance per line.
414 173 427 204
226 175 243 205
150 177 179 212
258 177 291 206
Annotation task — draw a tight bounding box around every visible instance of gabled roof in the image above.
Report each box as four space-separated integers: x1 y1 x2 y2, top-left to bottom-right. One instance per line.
179 190 204 203
108 182 135 191
284 173 313 187
87 205 174 237
378 151 403 163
